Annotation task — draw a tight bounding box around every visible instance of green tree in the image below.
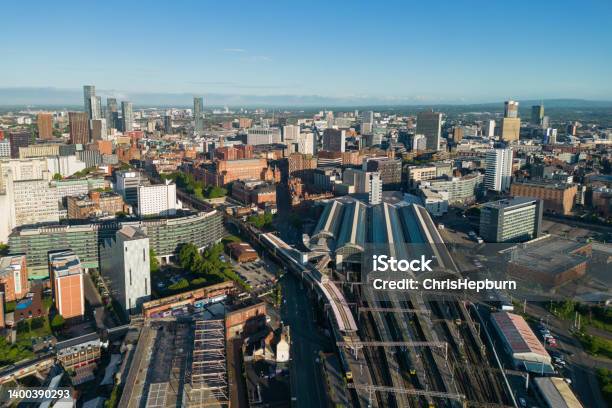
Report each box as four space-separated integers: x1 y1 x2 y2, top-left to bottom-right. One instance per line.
0 243 9 256
178 243 201 271
149 248 160 274
51 314 65 330
52 173 63 181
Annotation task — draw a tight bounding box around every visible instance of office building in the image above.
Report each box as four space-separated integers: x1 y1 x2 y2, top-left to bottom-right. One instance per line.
364 157 402 189
504 100 519 118
0 255 29 302
69 112 89 144
282 125 300 143
137 180 179 216
89 96 102 120
501 100 520 142
416 111 442 151
510 180 577 215
421 173 484 204
480 197 543 243
322 128 346 152
194 96 204 132
100 226 151 315
485 120 496 137
297 131 315 155
37 113 53 139
231 179 276 206
121 101 133 132
531 105 544 126
83 85 96 119
46 155 87 177
501 117 521 142
8 132 31 159
49 250 85 319
164 115 172 133
18 143 60 158
246 127 281 145
115 170 141 205
368 172 382 205
8 179 59 229
485 148 513 192
452 126 463 143
90 118 107 140
8 211 224 279
0 140 10 158
107 98 119 130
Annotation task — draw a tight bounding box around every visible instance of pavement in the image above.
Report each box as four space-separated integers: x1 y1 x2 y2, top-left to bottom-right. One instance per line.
280 273 331 408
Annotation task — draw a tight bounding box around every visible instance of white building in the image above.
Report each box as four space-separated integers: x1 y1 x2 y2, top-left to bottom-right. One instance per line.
368 172 382 205
297 132 315 155
282 125 300 143
0 140 10 158
115 171 141 205
485 120 496 137
9 179 59 228
485 148 513 192
137 180 179 216
246 127 281 145
100 226 151 315
419 187 449 216
46 155 87 177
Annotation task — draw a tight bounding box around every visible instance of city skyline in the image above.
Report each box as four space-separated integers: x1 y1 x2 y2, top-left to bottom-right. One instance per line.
1 0 611 103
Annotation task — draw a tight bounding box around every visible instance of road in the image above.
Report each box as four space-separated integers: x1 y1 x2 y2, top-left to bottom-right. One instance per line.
280 273 331 408
525 303 610 408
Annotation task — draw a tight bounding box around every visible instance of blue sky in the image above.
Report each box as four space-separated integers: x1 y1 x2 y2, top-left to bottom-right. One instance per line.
1 0 611 103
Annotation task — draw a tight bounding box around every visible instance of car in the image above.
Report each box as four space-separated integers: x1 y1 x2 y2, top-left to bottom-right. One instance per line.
519 397 527 407
564 378 572 384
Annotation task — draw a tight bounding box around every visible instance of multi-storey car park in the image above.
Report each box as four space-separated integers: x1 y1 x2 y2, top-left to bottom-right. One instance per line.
308 193 514 407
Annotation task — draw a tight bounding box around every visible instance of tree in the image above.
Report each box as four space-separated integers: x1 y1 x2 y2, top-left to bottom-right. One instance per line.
178 243 201 271
51 314 65 330
0 243 9 256
52 173 63 181
149 248 160 274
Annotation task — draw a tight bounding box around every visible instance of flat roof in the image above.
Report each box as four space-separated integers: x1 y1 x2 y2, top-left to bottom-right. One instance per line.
534 377 584 408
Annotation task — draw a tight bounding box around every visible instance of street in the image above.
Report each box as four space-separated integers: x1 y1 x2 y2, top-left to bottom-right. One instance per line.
280 273 331 408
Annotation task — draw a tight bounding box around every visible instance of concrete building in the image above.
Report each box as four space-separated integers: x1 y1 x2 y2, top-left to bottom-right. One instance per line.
531 105 544 126
46 155 87 177
115 170 141 205
193 96 204 133
364 158 402 190
37 113 53 139
504 100 519 118
420 173 484 204
0 140 9 158
0 255 29 302
419 187 449 216
8 132 31 159
480 197 543 243
322 129 346 152
8 210 224 278
121 101 134 132
100 226 151 315
510 180 577 215
485 148 513 192
18 143 61 159
137 180 179 216
69 112 89 145
416 111 442 151
297 131 315 155
246 127 281 145
506 235 590 287
501 117 521 142
90 118 107 141
10 179 59 228
282 125 300 143
49 250 85 319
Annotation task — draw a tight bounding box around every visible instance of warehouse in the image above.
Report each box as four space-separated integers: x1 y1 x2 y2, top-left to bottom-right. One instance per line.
490 312 554 373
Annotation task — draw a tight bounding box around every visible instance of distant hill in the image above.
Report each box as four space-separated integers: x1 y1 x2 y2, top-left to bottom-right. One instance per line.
0 87 610 109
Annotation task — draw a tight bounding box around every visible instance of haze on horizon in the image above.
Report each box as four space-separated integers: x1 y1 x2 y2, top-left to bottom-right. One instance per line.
1 0 611 105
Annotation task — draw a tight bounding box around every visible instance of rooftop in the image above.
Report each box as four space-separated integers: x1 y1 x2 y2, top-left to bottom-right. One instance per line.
483 196 538 210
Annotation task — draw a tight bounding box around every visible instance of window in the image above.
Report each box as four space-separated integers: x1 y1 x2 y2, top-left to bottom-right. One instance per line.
129 268 132 285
